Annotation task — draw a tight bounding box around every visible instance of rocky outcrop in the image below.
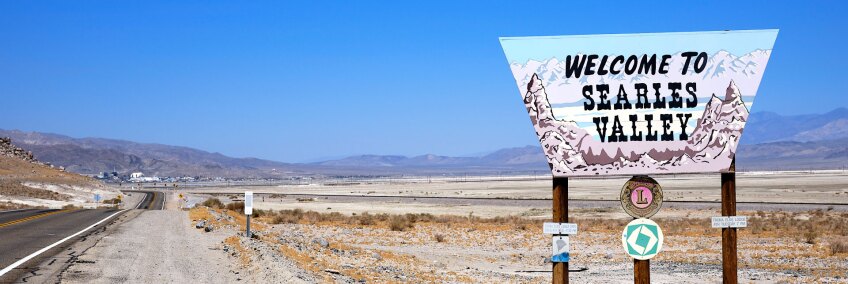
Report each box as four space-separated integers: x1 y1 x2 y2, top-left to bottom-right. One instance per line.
0 137 38 163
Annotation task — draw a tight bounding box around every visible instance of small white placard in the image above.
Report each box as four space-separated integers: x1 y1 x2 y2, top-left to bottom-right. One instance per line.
560 223 578 235
543 222 578 235
711 216 747 228
551 236 570 262
543 222 560 234
244 191 253 215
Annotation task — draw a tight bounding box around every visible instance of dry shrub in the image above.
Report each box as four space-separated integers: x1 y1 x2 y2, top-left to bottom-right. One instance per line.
830 238 848 255
201 197 224 209
102 197 122 205
0 201 34 210
358 212 376 226
434 233 446 243
226 201 245 212
804 228 818 244
389 215 414 231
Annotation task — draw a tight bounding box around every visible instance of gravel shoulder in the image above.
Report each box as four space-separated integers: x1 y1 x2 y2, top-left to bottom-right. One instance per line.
57 209 243 284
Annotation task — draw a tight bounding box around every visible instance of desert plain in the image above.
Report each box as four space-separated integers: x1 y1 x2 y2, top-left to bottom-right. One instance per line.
112 171 848 283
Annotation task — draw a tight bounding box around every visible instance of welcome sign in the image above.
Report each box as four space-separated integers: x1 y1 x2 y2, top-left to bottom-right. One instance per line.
500 30 777 176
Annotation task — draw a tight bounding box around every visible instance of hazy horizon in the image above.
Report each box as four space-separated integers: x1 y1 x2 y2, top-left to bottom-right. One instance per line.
2 106 846 164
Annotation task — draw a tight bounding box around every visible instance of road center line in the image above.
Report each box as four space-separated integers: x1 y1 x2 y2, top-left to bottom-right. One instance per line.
0 210 72 229
0 209 126 277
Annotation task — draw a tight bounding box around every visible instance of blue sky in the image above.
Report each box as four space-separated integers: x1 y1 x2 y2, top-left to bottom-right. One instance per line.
1 1 846 162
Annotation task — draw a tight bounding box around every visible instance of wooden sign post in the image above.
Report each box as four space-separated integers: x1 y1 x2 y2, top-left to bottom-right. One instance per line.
552 176 568 284
721 160 737 284
634 259 649 284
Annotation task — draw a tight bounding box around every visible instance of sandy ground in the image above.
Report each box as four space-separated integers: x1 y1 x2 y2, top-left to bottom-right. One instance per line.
55 194 316 284
57 209 243 284
40 172 848 283
178 172 848 219
173 206 846 283
188 171 848 203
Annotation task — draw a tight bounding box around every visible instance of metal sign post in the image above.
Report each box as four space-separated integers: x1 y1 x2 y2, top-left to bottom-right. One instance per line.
245 191 253 237
552 177 568 284
721 160 737 284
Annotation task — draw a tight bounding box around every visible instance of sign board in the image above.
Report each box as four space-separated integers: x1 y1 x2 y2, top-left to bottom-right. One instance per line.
500 30 778 176
551 236 570 263
543 222 578 235
620 176 663 218
244 191 253 215
711 216 748 228
94 194 101 202
622 218 664 260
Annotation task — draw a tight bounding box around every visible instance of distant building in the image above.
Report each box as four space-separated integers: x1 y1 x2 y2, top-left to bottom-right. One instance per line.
130 172 144 179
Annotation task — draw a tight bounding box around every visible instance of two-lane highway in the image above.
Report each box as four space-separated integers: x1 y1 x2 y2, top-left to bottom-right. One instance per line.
0 191 164 283
127 190 165 210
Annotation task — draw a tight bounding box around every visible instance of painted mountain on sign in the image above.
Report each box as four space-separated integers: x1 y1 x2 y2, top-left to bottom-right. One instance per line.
524 73 750 175
501 30 777 176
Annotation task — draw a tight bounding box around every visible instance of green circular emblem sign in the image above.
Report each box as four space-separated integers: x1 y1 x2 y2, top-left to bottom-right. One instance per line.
620 176 663 218
621 218 664 260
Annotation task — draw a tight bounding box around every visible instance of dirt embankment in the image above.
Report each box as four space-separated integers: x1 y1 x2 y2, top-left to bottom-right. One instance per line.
0 137 116 209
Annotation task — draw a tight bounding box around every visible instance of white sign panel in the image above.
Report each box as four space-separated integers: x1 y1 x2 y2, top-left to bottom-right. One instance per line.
500 30 778 176
543 222 579 235
551 236 570 263
244 191 253 215
711 216 748 228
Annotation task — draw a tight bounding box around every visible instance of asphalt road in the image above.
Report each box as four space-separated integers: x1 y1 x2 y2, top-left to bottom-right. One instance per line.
127 190 165 210
0 191 163 283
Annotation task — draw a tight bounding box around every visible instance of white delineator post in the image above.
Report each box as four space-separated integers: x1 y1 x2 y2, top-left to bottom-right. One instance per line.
245 191 253 237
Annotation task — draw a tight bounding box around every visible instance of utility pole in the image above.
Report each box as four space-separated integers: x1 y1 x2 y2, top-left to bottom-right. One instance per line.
552 176 568 284
721 159 738 284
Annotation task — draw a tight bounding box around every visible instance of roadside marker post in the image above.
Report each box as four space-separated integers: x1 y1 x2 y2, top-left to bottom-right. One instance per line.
552 177 568 284
721 160 738 284
244 191 253 237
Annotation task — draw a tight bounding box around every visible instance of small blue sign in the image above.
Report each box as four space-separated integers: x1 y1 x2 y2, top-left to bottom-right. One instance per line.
94 194 102 202
552 252 570 263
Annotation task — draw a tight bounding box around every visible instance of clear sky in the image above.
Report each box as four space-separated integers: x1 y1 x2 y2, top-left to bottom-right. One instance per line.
1 1 846 162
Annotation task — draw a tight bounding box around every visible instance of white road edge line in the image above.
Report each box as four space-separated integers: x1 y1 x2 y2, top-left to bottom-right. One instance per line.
160 192 165 210
135 193 145 209
0 209 127 277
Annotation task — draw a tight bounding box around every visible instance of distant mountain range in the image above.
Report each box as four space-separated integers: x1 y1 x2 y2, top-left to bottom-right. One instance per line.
0 130 549 177
741 107 848 144
0 130 297 178
2 108 847 177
